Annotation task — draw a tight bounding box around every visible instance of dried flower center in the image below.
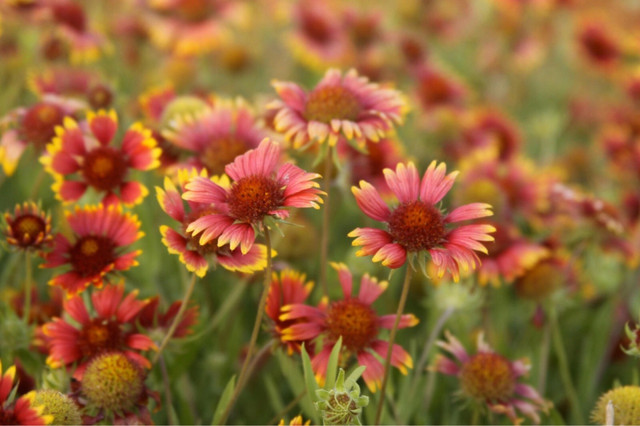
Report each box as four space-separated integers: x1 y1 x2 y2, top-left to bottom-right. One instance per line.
326 299 378 352
21 103 65 147
460 352 515 401
69 236 116 277
304 86 362 124
82 146 128 191
11 214 46 246
228 175 284 223
202 137 249 175
77 319 123 358
81 352 143 413
515 260 564 301
388 201 445 252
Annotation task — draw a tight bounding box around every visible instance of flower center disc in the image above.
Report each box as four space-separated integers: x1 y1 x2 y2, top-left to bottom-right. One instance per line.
388 201 445 252
228 175 284 223
326 299 378 352
78 319 123 358
515 261 564 301
304 86 362 124
202 137 248 175
12 214 46 246
21 103 65 147
301 11 332 44
82 146 127 191
69 236 115 277
460 352 515 401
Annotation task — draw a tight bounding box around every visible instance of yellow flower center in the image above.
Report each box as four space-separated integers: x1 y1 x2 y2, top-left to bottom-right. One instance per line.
304 86 362 124
460 352 515 401
228 175 284 223
82 146 127 191
388 201 445 252
592 385 640 425
326 299 378 352
202 137 249 175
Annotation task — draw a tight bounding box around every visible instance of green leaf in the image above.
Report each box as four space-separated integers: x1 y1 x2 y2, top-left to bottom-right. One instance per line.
211 375 236 425
278 348 318 421
301 343 319 400
325 337 342 390
345 365 366 389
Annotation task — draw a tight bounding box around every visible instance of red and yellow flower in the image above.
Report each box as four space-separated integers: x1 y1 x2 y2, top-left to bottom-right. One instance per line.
266 269 314 355
350 161 495 280
183 138 324 254
42 283 156 379
0 361 52 425
41 204 143 296
3 202 52 252
270 68 406 149
41 110 161 206
280 263 418 392
434 331 551 424
157 168 272 277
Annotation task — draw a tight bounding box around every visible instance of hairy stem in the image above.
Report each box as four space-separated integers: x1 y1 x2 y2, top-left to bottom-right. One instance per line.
375 264 413 424
23 251 32 324
152 273 198 364
219 225 273 424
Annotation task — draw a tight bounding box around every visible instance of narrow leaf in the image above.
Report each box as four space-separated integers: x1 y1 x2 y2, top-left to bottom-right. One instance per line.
325 336 343 389
211 375 236 425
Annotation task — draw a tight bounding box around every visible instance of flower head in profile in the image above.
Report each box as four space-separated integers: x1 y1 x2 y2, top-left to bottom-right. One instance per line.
270 68 405 149
42 283 155 379
157 168 272 277
0 361 52 425
41 110 161 207
3 202 52 252
163 99 266 175
280 263 418 392
349 161 495 281
434 331 551 424
41 204 143 296
266 269 314 355
183 138 324 254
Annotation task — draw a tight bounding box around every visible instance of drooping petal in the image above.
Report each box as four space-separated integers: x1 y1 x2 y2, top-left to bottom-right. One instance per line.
372 243 407 268
377 313 419 329
357 351 384 392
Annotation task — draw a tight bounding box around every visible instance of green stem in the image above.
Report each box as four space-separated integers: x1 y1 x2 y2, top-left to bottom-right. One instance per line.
218 224 273 424
319 147 332 297
537 316 551 395
28 168 46 199
374 264 413 425
159 354 175 425
23 251 32 324
549 306 584 423
152 273 198 365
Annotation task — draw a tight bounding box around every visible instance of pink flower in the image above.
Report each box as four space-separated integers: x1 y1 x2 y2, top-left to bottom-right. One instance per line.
280 263 418 392
349 161 495 280
182 138 324 254
434 331 551 424
270 68 405 149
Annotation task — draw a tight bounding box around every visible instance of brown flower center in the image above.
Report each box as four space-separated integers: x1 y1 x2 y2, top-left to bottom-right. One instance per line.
21 103 65 147
388 201 445 252
87 85 113 109
460 352 515 401
304 86 361 124
202 137 248 175
177 0 211 22
514 260 564 301
418 74 456 108
300 9 332 44
82 146 127 191
228 175 284 223
326 299 378 352
581 28 617 63
10 214 46 247
77 319 123 358
69 236 116 277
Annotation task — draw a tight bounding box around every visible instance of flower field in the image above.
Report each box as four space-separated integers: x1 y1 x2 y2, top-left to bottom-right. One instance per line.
1 0 639 424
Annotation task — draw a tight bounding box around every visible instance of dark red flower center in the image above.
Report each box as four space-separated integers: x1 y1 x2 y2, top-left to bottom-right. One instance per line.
418 74 457 108
304 86 362 124
69 236 116 277
581 27 618 63
388 200 445 252
177 0 212 22
10 214 46 247
52 1 87 32
21 103 65 147
77 319 124 358
228 175 284 223
300 9 332 44
202 137 249 175
82 147 128 191
87 85 113 109
326 299 378 352
460 352 515 401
